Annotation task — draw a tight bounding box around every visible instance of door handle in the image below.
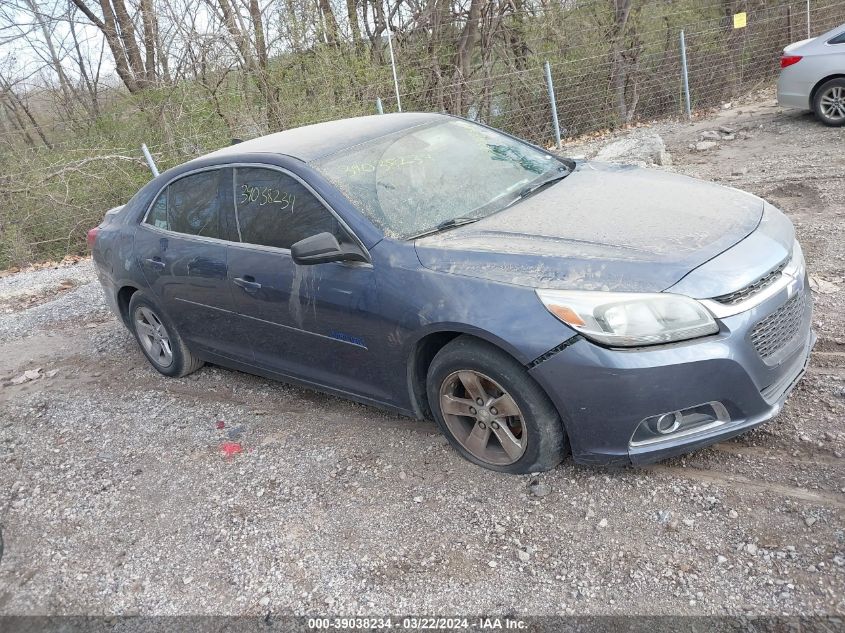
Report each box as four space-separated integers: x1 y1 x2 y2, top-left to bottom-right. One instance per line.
144 257 165 269
233 276 262 292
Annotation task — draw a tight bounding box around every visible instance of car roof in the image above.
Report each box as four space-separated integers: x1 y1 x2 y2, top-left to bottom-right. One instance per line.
201 112 447 163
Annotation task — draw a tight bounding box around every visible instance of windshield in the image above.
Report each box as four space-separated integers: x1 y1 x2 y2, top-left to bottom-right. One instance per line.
312 119 567 239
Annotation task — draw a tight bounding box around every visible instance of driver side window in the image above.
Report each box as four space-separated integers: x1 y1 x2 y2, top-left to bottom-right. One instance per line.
233 167 346 250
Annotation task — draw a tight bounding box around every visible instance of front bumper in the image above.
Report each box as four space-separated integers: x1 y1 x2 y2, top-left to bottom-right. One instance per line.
529 273 814 466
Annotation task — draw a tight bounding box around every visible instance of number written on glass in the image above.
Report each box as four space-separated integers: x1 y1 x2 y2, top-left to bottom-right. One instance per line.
239 184 296 212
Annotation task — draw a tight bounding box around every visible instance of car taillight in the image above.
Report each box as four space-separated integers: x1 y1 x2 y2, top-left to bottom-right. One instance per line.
86 226 100 250
780 55 802 68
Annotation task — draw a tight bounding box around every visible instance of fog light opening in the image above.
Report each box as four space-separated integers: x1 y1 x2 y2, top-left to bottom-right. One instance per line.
630 402 731 448
655 412 681 434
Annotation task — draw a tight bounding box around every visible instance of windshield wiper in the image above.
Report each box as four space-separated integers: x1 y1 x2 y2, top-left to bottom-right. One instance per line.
516 167 571 201
407 217 480 240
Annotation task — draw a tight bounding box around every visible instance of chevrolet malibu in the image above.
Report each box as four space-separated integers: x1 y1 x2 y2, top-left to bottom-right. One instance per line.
89 113 814 473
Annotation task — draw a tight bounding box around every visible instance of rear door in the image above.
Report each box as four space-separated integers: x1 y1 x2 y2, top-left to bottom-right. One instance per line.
134 166 249 361
226 165 390 401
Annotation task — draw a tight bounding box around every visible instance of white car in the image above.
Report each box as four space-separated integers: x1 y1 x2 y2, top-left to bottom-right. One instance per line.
777 22 845 126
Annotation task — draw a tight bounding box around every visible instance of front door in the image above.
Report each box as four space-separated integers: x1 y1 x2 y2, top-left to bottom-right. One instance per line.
226 166 389 401
134 166 247 361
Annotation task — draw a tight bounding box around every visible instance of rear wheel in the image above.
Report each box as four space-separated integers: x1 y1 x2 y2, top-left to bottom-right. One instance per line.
128 291 203 377
427 336 567 473
812 78 845 127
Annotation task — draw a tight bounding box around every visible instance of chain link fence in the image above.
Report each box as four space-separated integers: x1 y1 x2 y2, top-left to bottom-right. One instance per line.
1 0 844 267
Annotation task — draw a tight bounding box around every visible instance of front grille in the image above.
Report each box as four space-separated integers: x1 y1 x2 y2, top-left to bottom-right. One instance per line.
749 291 807 361
714 260 787 305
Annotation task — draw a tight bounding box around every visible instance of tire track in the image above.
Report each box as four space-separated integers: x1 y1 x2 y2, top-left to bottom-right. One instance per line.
646 464 845 509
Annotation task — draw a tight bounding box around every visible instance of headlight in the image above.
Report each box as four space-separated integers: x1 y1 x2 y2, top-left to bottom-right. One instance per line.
782 239 805 279
536 289 719 347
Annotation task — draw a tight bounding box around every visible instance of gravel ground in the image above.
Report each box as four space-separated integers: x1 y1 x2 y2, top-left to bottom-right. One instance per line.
0 93 843 617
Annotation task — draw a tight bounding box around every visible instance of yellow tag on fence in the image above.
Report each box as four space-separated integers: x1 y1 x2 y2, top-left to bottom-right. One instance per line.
733 11 747 29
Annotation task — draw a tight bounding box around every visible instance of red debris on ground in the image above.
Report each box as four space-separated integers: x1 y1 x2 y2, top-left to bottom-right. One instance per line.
216 420 225 430
219 442 242 458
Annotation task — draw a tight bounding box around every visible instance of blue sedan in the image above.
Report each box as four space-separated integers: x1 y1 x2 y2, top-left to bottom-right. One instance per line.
89 113 814 473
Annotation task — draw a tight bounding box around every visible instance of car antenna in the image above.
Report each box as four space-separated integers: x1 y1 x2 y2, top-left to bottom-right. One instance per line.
141 143 160 178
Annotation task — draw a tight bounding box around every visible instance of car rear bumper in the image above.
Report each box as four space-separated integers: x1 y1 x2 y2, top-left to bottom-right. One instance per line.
777 72 811 110
528 274 814 466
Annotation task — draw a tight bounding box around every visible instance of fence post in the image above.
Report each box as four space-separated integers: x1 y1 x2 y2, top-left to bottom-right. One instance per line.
376 97 384 114
806 0 811 38
543 61 562 149
679 30 692 120
141 143 159 177
787 5 792 41
384 5 402 113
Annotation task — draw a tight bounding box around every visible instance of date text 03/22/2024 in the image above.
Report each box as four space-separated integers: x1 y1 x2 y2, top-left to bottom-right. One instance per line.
306 617 527 630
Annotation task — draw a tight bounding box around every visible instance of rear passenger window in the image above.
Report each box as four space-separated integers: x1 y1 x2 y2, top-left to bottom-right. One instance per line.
830 32 845 44
145 170 225 239
234 167 345 249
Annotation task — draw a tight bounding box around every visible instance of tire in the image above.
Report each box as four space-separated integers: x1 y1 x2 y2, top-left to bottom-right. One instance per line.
128 291 204 378
812 78 845 127
426 336 568 473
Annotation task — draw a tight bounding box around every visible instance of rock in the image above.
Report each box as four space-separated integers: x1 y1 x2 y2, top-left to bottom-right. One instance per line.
728 510 739 519
585 506 595 520
699 130 722 141
182 576 193 585
528 481 551 498
718 125 736 134
809 277 840 294
413 496 423 503
656 510 672 524
682 518 695 527
746 544 758 556
488 561 497 568
722 134 736 141
259 596 270 606
694 141 719 151
594 131 672 167
717 555 728 564
10 368 42 384
517 549 530 563
597 518 608 529
804 516 817 527
731 168 748 176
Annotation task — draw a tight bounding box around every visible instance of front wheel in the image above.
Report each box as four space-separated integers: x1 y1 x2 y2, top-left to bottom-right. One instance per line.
812 78 845 127
128 291 204 378
426 336 568 473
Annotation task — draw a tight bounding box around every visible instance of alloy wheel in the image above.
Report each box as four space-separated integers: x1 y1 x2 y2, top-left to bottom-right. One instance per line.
438 370 527 466
820 86 845 122
134 306 174 368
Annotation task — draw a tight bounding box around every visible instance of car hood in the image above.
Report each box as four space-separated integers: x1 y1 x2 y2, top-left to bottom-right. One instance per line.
414 161 764 293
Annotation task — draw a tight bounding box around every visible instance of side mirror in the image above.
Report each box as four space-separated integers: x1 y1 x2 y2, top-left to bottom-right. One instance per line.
291 232 368 265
